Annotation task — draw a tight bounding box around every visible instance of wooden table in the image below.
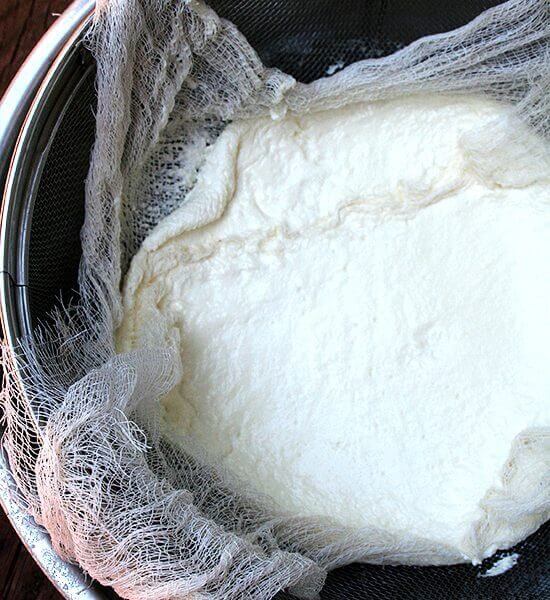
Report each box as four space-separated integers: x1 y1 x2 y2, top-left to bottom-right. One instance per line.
1 2 71 598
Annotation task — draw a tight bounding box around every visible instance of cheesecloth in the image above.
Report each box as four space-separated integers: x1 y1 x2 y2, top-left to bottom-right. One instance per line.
2 1 549 598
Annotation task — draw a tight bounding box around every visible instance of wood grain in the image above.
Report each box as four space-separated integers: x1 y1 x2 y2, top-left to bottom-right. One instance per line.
1 3 71 597
0 0 71 96
0 509 63 599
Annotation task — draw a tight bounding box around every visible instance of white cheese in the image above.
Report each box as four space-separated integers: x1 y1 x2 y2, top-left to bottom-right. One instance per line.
118 95 550 564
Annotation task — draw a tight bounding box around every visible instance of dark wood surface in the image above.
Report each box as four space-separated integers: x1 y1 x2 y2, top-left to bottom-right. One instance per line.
1 2 71 598
0 0 71 95
0 510 62 600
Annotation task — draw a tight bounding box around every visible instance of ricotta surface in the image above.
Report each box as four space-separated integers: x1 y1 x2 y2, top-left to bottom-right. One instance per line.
118 95 550 564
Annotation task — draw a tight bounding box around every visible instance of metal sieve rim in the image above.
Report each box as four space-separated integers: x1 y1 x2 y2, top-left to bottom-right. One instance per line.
0 2 108 599
1 2 547 599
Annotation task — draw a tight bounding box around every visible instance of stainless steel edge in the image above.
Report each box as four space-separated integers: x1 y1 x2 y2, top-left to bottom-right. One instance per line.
0 448 101 599
0 0 94 346
0 0 95 296
0 0 95 189
0 1 106 598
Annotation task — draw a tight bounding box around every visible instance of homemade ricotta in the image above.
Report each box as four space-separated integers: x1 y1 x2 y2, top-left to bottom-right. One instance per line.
118 95 550 564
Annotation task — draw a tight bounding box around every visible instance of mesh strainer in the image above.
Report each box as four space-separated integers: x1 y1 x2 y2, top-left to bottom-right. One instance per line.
1 1 548 598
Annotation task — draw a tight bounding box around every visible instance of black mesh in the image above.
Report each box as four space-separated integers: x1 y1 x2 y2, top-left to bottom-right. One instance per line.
23 1 547 598
27 63 95 327
280 522 550 599
208 0 504 82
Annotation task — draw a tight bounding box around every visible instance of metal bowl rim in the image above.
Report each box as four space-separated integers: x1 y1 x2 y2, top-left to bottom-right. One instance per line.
0 2 105 599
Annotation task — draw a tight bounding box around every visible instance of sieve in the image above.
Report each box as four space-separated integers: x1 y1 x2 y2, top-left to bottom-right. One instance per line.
0 1 548 598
